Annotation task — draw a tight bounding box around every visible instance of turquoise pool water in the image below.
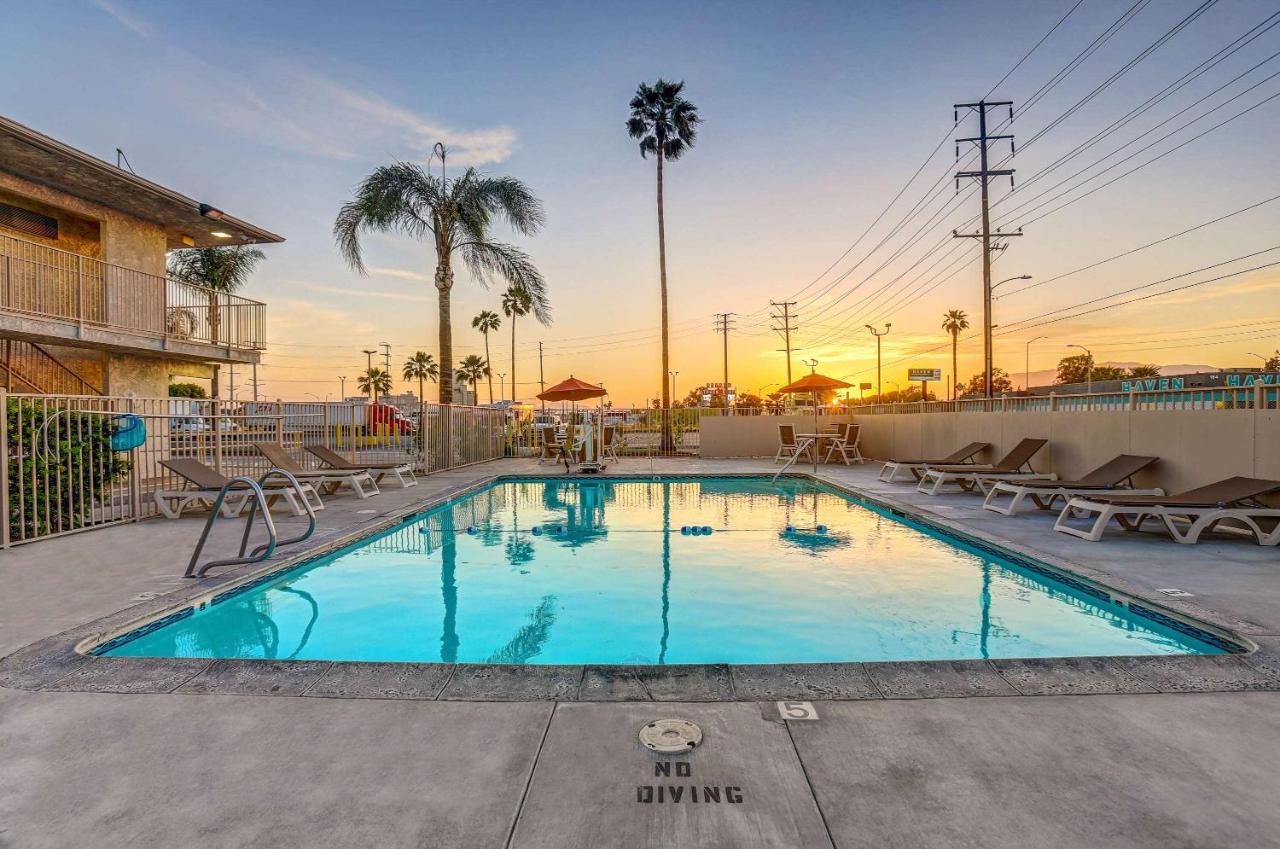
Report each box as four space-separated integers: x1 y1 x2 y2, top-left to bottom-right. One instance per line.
103 477 1226 664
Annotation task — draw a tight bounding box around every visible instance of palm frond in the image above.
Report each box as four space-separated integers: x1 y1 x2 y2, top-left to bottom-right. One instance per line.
333 162 439 273
459 241 552 325
166 246 266 293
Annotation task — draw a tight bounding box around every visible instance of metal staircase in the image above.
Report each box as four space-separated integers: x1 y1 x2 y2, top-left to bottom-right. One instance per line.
0 339 102 394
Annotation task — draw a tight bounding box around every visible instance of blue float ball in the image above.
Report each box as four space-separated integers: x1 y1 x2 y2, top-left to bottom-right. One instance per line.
532 526 542 536
816 524 828 534
680 525 690 535
553 525 564 534
785 524 796 533
419 527 429 534
466 525 477 534
702 526 713 534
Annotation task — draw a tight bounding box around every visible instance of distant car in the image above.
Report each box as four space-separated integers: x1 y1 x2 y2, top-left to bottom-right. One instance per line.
170 417 237 434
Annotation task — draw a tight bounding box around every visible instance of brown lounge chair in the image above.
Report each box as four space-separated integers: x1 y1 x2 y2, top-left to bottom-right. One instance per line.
983 454 1161 515
254 443 380 499
916 438 1051 496
1054 476 1280 544
878 441 990 482
305 445 417 488
154 458 322 518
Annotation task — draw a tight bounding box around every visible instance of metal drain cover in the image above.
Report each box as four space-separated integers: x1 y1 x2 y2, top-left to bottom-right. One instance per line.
639 719 702 753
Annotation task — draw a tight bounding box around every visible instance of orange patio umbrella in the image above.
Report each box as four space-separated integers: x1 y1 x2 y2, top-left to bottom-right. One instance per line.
537 376 608 470
776 372 852 471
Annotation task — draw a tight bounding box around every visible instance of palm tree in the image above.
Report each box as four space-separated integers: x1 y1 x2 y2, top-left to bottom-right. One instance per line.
501 286 532 404
941 310 970 401
456 354 489 401
357 367 392 404
167 245 266 370
333 149 550 403
402 352 439 428
627 79 701 450
471 310 501 404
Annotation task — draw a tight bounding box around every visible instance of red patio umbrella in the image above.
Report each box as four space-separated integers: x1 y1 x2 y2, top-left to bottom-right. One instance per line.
777 372 852 471
537 376 608 470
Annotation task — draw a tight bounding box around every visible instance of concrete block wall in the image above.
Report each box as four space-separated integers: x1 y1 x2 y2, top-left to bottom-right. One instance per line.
699 414 857 458
853 409 1280 493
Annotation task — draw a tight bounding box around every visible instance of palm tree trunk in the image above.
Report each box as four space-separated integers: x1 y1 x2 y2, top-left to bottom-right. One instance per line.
951 333 958 401
656 149 673 452
436 261 454 404
484 331 494 404
510 317 517 406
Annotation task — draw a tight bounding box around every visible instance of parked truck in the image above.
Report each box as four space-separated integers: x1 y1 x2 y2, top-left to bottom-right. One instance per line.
242 402 415 435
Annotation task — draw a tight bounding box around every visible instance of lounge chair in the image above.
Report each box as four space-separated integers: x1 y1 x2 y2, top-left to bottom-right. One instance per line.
822 423 864 465
775 424 813 464
1054 476 1280 545
915 438 1052 496
983 454 1161 515
254 443 380 499
878 442 989 482
305 445 417 488
154 458 322 519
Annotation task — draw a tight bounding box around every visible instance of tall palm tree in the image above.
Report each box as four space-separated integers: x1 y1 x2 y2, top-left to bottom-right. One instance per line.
402 351 439 428
627 79 701 450
941 310 970 401
333 149 550 403
471 310 501 404
456 354 489 401
167 246 266 394
357 367 392 404
501 286 531 404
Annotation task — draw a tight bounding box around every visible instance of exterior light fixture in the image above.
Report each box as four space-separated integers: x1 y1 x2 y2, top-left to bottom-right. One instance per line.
199 203 225 220
210 231 232 239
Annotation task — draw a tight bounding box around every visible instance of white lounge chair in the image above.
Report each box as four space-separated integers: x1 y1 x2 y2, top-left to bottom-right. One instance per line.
1053 477 1280 544
878 442 989 482
983 454 1161 516
916 438 1052 496
306 445 417 488
255 443 380 499
155 459 321 518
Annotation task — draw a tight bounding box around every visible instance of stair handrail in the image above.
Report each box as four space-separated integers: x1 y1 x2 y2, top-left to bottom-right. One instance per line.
183 468 317 578
771 437 815 485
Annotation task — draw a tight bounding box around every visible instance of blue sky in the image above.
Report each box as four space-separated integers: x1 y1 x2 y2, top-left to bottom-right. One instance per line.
3 0 1279 401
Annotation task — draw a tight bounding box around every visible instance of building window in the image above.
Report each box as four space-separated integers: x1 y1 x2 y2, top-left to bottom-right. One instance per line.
0 202 59 240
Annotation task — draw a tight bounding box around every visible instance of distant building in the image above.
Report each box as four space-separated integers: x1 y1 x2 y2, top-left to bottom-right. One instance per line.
0 115 282 397
1030 368 1280 396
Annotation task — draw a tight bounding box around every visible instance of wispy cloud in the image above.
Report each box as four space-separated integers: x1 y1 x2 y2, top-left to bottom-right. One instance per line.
301 283 430 302
368 266 431 282
92 0 517 165
89 0 151 37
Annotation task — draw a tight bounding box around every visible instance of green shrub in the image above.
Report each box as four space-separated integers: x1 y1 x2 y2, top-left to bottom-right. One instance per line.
168 382 208 398
6 400 131 540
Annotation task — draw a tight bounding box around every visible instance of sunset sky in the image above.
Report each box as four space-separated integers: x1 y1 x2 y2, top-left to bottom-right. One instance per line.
4 0 1279 403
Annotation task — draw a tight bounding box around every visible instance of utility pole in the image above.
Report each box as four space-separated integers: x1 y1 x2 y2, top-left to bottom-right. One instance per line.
865 323 891 400
380 342 393 391
770 301 798 388
714 313 736 411
538 341 546 413
228 364 236 401
339 375 347 400
251 362 259 402
953 99 1020 399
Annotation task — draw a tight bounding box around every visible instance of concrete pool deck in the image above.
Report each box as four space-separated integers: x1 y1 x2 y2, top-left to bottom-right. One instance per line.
3 458 1280 847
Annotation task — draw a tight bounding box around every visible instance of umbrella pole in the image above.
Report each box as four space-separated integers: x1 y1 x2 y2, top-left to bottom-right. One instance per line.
813 390 819 473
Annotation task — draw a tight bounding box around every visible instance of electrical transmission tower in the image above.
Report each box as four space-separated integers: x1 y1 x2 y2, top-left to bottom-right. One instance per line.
713 313 736 409
953 99 1021 399
770 301 798 388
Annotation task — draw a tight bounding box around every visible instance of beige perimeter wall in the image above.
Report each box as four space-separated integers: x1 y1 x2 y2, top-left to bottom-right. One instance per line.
700 415 857 458
851 410 1280 494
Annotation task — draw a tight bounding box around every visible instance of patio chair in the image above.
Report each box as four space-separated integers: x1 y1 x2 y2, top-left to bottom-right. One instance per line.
915 438 1051 496
253 443 380 499
982 454 1161 516
601 425 622 463
775 424 813 464
1053 476 1280 545
536 424 561 464
154 458 322 519
878 442 990 482
822 423 865 465
305 445 417 488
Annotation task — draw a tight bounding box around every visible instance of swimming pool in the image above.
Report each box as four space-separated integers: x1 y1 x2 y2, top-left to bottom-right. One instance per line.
101 477 1228 664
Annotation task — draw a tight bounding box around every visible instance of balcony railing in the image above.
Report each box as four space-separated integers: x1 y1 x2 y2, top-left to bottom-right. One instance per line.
0 232 266 351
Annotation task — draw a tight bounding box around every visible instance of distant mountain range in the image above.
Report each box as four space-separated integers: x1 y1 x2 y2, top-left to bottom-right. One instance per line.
1019 363 1220 390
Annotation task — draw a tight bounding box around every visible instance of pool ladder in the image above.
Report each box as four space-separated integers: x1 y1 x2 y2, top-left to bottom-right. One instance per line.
184 468 317 578
771 438 815 485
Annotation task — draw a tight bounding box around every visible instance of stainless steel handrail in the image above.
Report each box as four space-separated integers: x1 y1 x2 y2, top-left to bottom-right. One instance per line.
771 438 815 485
183 468 316 578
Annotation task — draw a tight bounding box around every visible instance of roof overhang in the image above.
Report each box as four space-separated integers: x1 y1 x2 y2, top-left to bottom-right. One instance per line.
0 115 285 249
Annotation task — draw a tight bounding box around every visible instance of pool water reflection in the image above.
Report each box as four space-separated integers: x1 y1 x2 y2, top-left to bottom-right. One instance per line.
103 478 1225 664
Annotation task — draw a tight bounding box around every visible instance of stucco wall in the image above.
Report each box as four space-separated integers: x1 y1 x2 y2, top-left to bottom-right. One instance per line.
700 414 858 458
852 409 1280 493
0 171 167 274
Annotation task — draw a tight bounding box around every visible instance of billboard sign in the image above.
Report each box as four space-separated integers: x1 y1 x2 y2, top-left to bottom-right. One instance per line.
908 368 942 382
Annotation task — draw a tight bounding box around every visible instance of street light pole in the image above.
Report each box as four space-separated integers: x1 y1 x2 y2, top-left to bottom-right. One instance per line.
339 376 347 400
669 371 679 406
985 275 1031 398
1025 335 1047 394
1067 344 1094 393
865 323 891 400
